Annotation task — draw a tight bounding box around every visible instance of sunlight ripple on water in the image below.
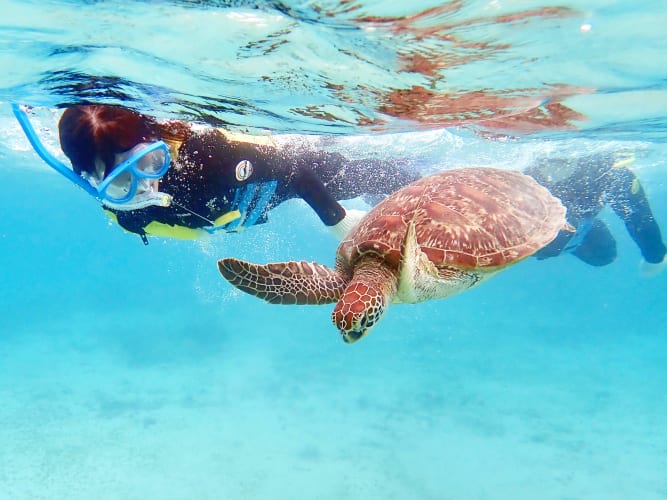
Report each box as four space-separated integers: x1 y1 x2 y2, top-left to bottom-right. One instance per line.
0 0 664 140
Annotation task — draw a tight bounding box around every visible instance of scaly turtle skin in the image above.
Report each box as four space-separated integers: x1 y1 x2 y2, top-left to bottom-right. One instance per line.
218 167 568 343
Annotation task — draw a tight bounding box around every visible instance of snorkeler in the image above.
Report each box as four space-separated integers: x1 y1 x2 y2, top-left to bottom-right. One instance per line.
525 152 667 274
13 104 420 244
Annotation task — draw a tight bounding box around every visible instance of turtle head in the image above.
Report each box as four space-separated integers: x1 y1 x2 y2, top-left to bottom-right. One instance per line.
332 281 389 343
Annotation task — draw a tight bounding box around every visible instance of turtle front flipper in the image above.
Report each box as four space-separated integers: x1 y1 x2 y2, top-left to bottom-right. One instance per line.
218 258 347 304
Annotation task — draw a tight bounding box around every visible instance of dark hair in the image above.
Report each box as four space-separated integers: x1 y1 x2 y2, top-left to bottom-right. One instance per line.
58 105 161 177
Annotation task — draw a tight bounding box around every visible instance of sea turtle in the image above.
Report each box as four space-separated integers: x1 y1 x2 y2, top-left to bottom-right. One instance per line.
218 167 569 343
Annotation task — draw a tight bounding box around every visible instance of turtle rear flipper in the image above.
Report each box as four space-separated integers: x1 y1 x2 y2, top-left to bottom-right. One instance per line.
218 258 346 305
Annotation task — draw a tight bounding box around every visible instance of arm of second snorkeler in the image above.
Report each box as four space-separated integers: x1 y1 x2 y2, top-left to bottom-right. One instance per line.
292 167 366 239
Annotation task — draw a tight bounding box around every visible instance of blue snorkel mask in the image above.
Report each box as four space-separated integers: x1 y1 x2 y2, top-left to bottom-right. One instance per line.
11 103 173 211
83 141 172 210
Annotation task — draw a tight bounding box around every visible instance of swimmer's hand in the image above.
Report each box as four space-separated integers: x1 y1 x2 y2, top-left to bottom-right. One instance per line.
327 208 367 240
640 254 667 278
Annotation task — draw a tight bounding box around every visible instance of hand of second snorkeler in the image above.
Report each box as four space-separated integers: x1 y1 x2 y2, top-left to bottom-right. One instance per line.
328 208 367 240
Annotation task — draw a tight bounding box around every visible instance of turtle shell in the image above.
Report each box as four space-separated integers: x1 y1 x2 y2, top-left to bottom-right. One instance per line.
337 167 566 271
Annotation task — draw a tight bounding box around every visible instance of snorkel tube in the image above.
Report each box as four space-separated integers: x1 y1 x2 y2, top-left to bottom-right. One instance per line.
11 103 172 209
11 103 100 199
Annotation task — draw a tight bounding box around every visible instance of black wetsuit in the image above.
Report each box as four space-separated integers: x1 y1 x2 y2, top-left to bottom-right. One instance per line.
112 129 419 241
525 154 666 266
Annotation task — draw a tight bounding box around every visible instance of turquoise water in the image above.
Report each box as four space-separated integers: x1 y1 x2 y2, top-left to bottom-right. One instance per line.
1 1 667 499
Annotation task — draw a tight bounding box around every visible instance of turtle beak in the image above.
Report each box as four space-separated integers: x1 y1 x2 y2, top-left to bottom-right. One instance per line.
341 329 365 343
334 309 374 343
